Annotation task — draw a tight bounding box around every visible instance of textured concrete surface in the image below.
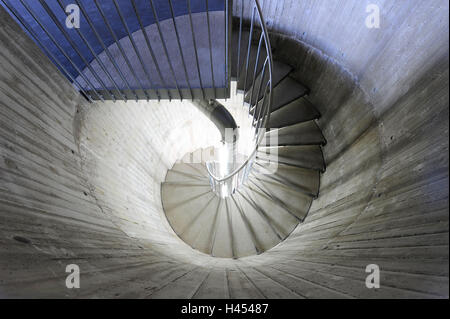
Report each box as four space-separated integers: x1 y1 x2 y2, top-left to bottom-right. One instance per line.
0 1 448 298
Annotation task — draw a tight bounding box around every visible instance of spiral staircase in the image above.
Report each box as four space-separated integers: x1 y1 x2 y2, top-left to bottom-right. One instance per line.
1 0 448 299
135 0 326 257
162 45 326 257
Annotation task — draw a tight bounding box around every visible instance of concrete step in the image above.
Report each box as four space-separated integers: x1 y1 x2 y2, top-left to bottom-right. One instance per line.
161 182 212 212
257 145 325 172
164 190 216 235
271 77 309 112
231 27 280 79
166 164 210 183
74 11 227 99
234 190 282 251
211 199 234 258
227 197 260 257
263 120 326 146
268 97 321 128
177 195 217 237
179 196 220 252
253 162 320 197
191 198 222 255
175 160 209 176
242 187 299 238
244 60 293 105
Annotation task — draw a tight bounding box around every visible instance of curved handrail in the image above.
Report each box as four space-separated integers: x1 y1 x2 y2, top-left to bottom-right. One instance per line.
206 0 273 194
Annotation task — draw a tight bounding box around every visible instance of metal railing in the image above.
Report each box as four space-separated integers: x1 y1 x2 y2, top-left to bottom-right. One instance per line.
1 0 230 101
206 0 273 198
2 0 268 198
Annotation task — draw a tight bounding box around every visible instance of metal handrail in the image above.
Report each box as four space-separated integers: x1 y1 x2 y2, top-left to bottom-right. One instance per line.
206 0 273 196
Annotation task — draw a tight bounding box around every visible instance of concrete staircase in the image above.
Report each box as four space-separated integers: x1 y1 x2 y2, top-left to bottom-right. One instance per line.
161 30 326 258
1 0 229 101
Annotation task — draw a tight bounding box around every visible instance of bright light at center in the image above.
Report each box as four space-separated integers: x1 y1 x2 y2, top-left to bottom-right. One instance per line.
218 143 229 177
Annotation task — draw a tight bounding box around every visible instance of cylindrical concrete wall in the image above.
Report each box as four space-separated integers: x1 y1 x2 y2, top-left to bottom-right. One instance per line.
0 1 448 298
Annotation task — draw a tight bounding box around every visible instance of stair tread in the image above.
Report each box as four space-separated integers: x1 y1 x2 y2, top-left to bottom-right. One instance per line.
231 30 250 79
236 44 267 92
263 120 326 146
250 77 309 120
161 182 212 212
211 200 233 258
257 145 325 172
234 191 281 251
177 196 216 236
268 96 320 129
227 197 260 257
244 60 293 105
165 192 216 236
271 77 309 112
177 195 218 241
243 187 299 238
253 162 320 197
249 177 313 221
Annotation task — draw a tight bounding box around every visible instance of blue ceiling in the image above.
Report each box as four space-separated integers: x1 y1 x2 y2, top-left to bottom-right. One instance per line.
1 0 225 81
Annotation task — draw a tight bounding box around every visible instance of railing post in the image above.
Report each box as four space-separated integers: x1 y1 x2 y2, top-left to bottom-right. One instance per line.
206 0 273 198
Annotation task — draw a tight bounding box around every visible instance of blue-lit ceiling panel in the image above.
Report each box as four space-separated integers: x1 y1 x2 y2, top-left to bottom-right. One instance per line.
1 0 229 101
